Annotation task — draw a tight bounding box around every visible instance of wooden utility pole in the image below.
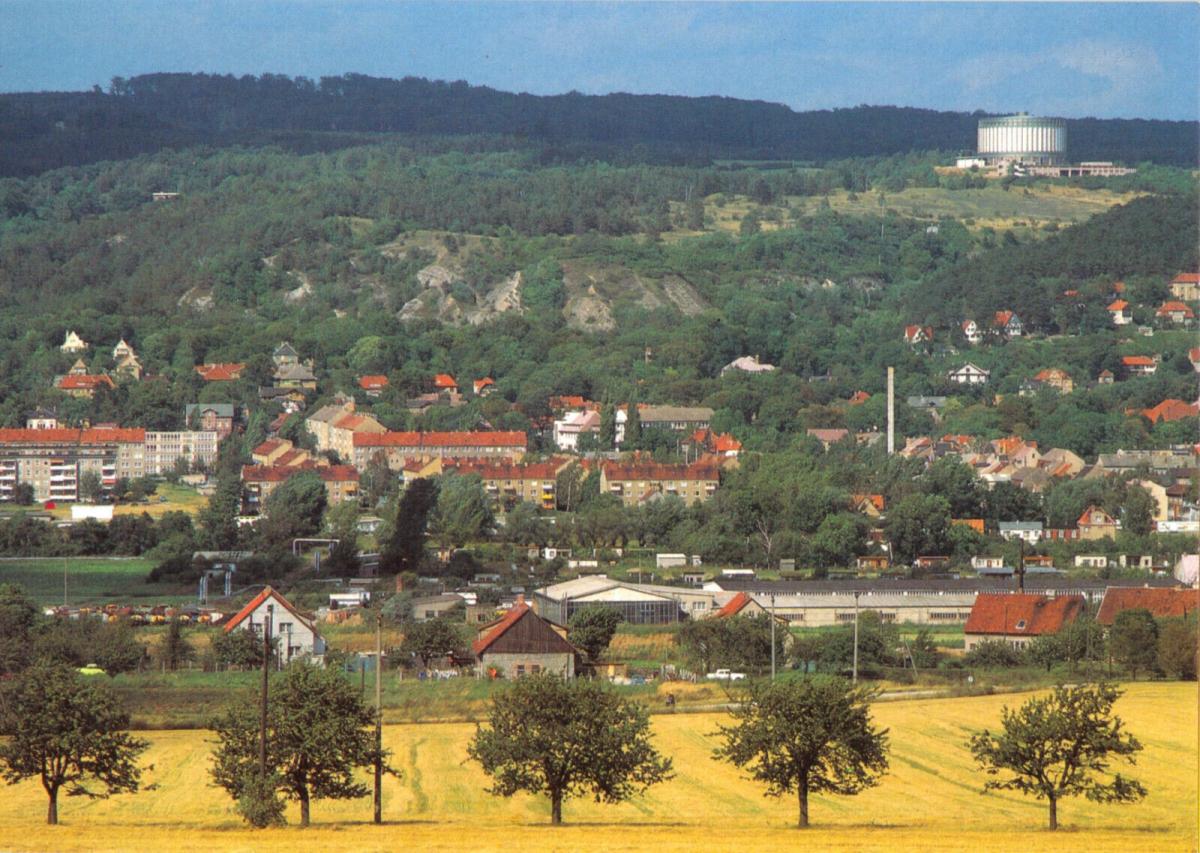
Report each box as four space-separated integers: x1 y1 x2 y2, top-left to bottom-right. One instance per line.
373 610 383 824
259 603 273 775
852 591 861 684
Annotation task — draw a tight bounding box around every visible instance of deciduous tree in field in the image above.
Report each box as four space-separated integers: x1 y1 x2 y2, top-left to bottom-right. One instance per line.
968 682 1146 830
714 677 889 828
399 617 468 669
467 673 673 825
1108 608 1159 679
0 664 148 824
210 661 393 827
567 605 623 663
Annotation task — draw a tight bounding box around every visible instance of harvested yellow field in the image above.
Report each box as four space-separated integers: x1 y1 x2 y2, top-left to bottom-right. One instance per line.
0 683 1194 852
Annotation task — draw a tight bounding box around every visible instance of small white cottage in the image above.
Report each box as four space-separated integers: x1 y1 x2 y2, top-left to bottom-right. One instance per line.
223 586 325 663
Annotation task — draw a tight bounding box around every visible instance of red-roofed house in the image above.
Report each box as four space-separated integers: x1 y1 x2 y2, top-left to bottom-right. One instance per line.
1032 368 1074 394
433 373 458 391
1189 348 1200 372
964 593 1085 650
807 428 850 450
195 363 246 382
472 602 577 678
1078 505 1119 540
358 375 389 397
1121 355 1157 377
1107 299 1132 325
848 390 871 405
57 373 115 399
1169 272 1200 302
852 493 886 518
992 311 1024 338
473 377 496 397
904 325 933 345
1097 587 1199 625
1141 399 1200 424
1155 301 1195 324
961 319 983 345
223 586 325 662
684 428 742 458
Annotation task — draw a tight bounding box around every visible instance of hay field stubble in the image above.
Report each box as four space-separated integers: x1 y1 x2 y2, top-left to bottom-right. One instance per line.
0 682 1194 853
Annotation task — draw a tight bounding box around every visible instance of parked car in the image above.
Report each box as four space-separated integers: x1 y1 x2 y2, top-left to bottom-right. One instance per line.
705 669 746 681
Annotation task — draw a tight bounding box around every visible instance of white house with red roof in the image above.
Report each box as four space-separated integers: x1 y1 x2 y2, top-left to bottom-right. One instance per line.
223 586 325 663
992 311 1023 338
960 319 983 345
1107 299 1132 325
903 325 933 345
1121 355 1158 377
1155 301 1195 324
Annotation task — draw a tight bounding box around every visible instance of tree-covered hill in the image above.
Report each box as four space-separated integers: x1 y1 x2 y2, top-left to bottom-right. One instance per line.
1 72 1196 177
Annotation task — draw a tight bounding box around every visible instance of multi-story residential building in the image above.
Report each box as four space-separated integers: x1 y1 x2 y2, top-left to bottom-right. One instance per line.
351 431 527 469
0 428 146 501
444 459 573 510
552 410 601 451
306 398 386 461
144 431 219 475
240 463 360 512
599 460 721 506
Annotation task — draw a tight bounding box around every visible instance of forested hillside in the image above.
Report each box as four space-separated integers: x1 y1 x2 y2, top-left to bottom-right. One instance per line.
0 134 1195 460
1 72 1197 176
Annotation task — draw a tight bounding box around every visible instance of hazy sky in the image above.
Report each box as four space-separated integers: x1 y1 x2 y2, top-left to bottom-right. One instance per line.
2 2 1197 120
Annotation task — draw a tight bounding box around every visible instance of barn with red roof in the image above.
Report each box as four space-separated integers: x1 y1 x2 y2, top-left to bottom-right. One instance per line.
1096 587 1199 625
963 593 1084 651
472 600 578 679
224 586 325 663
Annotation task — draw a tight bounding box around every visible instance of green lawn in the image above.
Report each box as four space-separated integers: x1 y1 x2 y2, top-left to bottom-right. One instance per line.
0 557 190 607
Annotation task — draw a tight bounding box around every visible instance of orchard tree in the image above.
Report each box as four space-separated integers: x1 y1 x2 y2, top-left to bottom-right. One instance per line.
428 474 493 551
0 665 148 824
715 677 889 828
1108 609 1159 679
969 682 1146 830
1156 617 1198 680
399 618 467 669
467 673 672 825
210 661 393 827
567 606 623 663
0 583 41 676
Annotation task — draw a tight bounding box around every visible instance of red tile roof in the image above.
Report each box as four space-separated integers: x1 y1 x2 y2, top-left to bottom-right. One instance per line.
358 374 389 391
252 438 285 456
965 593 1085 636
0 427 144 444
58 374 115 391
1121 355 1155 367
241 463 358 483
473 377 495 394
195 363 245 381
1172 272 1200 284
714 592 754 619
1142 399 1200 424
1097 587 1199 625
848 390 870 405
904 324 932 342
602 461 721 482
223 586 316 634
1107 299 1129 311
353 431 527 448
994 310 1016 327
1156 301 1195 318
433 373 458 389
1077 505 1117 528
1189 348 1200 365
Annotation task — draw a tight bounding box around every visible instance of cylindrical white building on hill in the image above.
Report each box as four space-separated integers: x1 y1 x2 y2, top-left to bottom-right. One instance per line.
977 114 1066 165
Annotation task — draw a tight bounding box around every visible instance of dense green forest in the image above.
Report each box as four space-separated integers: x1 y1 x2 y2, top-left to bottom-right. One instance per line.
1 72 1197 177
0 132 1196 462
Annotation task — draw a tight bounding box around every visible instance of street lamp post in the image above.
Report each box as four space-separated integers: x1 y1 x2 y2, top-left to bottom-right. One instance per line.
852 591 861 684
770 593 777 680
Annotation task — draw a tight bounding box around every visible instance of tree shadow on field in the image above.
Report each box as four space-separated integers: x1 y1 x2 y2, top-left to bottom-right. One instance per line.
513 820 691 829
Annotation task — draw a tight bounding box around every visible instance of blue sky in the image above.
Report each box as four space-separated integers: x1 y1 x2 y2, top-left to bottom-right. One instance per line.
2 2 1197 119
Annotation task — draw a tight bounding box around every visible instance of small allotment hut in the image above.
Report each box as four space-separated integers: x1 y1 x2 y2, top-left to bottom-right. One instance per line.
473 601 578 679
